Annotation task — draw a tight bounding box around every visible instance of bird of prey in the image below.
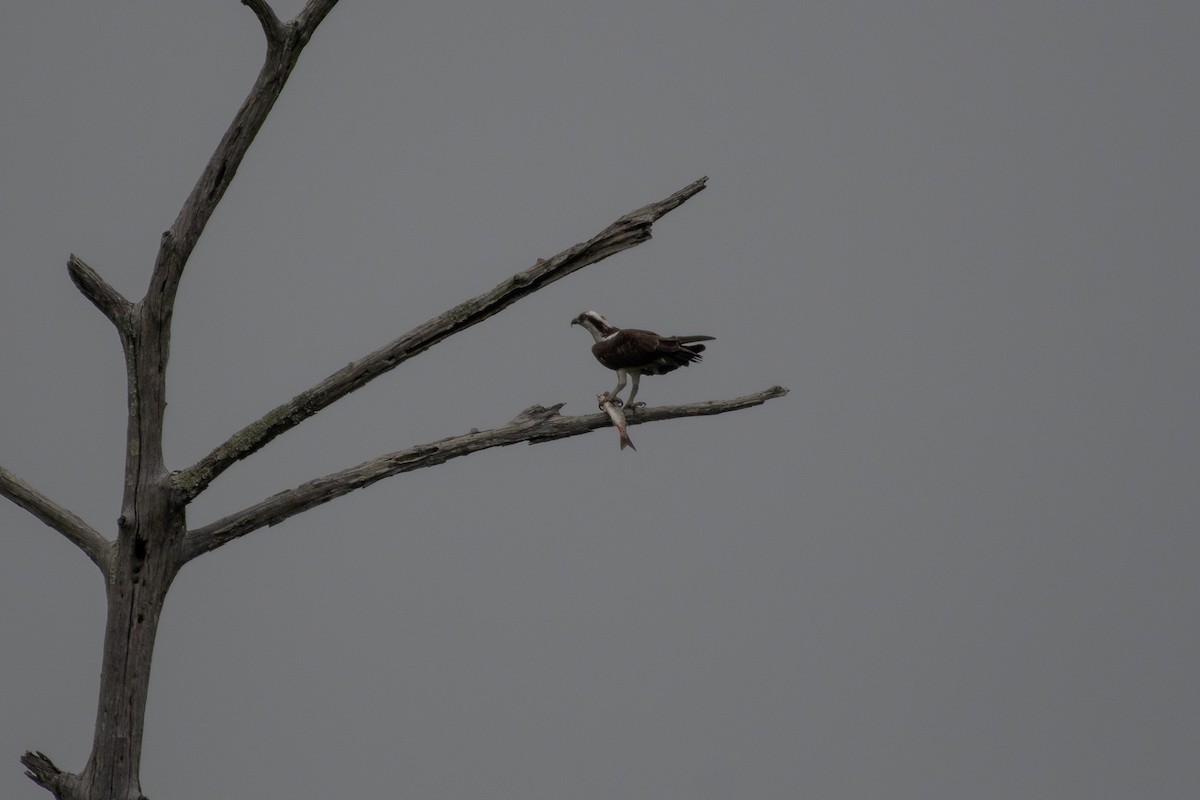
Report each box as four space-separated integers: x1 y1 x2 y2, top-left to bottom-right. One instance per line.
571 310 714 409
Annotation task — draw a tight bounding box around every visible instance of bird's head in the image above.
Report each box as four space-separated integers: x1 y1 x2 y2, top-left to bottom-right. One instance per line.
571 310 615 342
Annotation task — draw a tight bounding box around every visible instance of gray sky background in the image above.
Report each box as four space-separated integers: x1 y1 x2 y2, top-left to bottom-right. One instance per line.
3 2 1198 798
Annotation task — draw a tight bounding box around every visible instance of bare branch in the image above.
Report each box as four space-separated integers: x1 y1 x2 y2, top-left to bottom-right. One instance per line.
120 0 339 487
580 385 791 432
175 177 709 502
182 383 786 561
0 466 110 572
295 0 341 38
242 0 284 44
21 750 80 798
145 0 339 327
67 254 134 330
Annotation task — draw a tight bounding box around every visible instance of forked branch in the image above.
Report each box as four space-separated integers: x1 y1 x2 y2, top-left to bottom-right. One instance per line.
147 0 340 327
174 177 709 502
182 384 786 561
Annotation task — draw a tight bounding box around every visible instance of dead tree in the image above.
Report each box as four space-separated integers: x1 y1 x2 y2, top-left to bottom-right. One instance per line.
2 2 788 798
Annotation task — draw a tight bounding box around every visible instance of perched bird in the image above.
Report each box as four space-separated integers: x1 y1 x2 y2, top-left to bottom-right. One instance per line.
571 311 714 409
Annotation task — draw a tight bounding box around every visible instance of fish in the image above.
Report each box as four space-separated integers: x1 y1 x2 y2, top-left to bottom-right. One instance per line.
597 392 636 451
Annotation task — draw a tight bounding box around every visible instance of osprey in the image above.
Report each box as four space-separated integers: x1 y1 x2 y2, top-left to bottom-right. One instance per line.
571 311 714 409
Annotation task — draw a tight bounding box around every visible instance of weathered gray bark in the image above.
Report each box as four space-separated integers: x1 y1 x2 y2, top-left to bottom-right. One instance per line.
4 2 788 798
171 174 711 503
183 386 790 560
19 4 342 798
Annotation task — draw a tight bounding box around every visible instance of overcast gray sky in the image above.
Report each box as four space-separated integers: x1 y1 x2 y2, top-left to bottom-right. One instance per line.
3 2 1198 798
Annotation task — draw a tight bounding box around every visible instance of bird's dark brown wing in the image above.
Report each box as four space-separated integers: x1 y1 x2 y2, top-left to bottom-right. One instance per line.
592 329 712 374
592 329 660 370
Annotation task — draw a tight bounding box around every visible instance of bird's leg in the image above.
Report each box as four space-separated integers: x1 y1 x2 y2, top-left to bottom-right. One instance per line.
609 370 628 407
625 372 645 411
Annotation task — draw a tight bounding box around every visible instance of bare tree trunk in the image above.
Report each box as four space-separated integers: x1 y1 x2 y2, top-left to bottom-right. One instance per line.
19 491 184 800
79 486 183 800
8 2 789 797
